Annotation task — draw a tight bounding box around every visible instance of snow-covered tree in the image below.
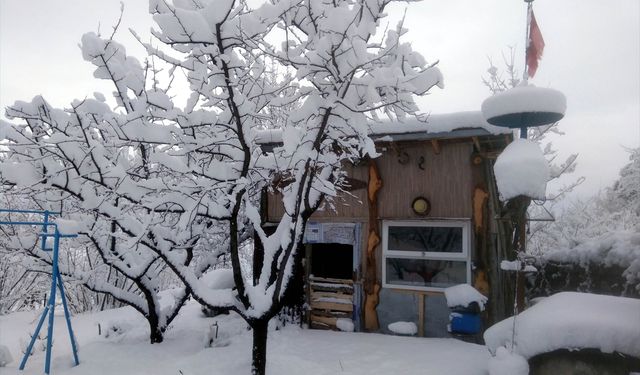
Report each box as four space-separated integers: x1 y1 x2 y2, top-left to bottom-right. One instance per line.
0 68 193 343
528 147 640 296
141 1 441 373
1 0 442 372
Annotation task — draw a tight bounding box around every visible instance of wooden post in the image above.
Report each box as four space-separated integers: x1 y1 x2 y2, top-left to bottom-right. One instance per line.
364 159 382 331
418 293 425 337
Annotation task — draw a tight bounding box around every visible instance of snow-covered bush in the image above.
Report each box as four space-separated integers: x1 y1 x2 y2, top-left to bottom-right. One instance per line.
527 148 640 297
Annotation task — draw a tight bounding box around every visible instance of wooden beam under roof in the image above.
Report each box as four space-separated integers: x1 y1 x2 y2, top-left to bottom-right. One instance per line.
430 139 440 155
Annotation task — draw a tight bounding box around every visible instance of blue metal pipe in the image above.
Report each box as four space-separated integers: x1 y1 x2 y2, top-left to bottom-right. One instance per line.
44 231 61 374
18 305 51 370
0 209 61 215
39 233 78 238
56 273 80 366
41 211 50 251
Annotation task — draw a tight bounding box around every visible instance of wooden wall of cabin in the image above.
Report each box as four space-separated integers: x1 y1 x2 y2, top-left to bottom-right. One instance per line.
266 140 475 222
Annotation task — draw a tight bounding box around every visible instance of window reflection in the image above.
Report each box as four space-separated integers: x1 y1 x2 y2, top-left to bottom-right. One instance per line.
388 226 463 253
385 258 467 288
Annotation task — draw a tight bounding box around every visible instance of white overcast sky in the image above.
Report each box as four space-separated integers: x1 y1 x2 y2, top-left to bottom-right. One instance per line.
1 0 638 201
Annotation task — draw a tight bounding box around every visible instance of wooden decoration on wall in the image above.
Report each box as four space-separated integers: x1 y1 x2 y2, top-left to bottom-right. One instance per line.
364 159 382 331
473 186 489 234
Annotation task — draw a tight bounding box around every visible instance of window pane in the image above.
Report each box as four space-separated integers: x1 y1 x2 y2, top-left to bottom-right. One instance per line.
385 258 467 288
387 226 463 253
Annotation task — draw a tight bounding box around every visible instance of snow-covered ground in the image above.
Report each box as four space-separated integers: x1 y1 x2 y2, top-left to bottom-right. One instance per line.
0 301 490 375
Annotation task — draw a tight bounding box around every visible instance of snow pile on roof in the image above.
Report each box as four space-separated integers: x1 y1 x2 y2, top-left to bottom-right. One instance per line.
444 284 488 311
201 268 235 290
484 292 640 359
482 84 566 119
488 346 529 375
493 138 549 200
254 111 511 144
542 231 640 289
388 321 418 335
367 111 510 137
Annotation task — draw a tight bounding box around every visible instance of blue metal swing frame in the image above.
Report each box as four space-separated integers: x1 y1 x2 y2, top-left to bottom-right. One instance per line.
0 209 80 374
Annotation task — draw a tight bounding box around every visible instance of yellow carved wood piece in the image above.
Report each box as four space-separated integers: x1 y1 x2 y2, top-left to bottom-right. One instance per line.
430 139 441 155
364 283 380 330
367 230 380 256
473 187 489 234
473 269 490 296
367 163 382 202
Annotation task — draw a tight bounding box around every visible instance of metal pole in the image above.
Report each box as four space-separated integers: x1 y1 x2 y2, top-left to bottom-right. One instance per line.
56 273 80 366
44 230 61 374
42 210 50 251
523 0 533 81
18 306 51 370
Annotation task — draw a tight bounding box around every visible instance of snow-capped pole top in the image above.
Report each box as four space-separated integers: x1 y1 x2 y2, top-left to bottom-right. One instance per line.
481 84 566 128
493 139 549 201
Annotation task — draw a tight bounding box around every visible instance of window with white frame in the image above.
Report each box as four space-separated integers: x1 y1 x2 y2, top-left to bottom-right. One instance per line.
382 220 471 291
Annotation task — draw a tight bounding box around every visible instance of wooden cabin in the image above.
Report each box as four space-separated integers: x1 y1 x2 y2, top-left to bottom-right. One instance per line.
260 111 514 337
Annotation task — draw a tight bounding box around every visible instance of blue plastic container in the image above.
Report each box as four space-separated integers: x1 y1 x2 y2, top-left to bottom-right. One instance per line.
449 312 481 334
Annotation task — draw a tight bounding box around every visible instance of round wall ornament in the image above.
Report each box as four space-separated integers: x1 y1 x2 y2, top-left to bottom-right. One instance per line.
412 197 431 216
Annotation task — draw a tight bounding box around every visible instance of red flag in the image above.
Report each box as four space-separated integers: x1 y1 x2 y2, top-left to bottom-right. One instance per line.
526 10 545 78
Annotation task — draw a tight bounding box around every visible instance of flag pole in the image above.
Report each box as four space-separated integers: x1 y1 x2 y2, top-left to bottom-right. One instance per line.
523 0 534 82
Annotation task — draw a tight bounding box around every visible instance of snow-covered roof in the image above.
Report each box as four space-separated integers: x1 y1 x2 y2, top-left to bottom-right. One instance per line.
484 292 640 359
254 111 511 145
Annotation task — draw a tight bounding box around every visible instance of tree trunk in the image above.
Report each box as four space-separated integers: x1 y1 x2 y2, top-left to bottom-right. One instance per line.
147 311 164 344
251 318 269 375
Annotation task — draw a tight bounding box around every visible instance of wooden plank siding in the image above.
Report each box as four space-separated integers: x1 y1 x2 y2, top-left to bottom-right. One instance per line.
376 141 473 219
266 139 475 222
